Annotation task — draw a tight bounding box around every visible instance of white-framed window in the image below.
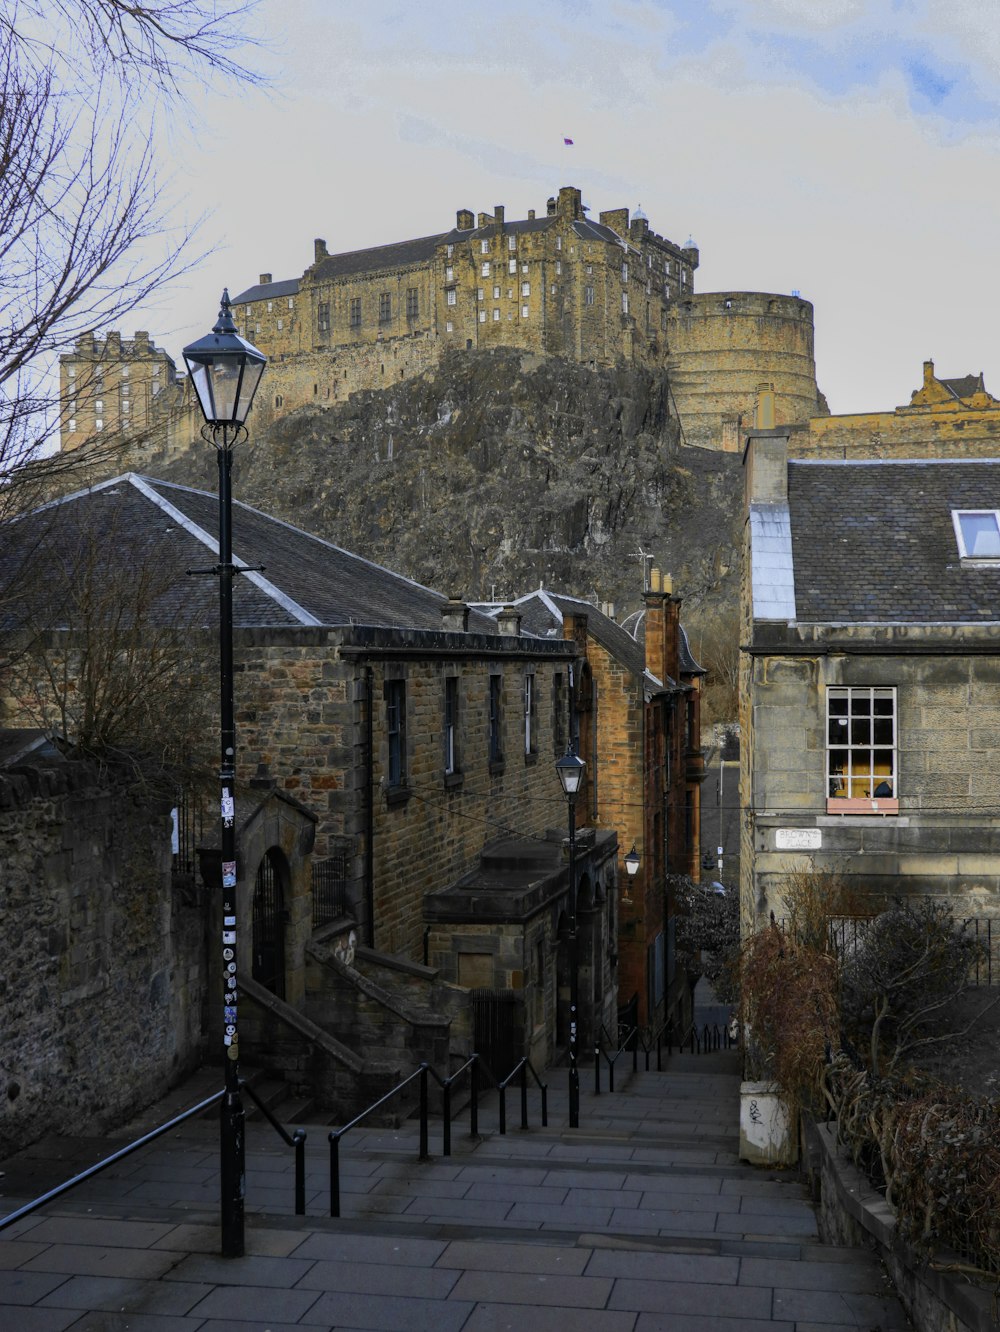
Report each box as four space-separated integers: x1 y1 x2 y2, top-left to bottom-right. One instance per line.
508 258 517 274
521 305 529 318
477 287 484 301
621 292 629 314
288 296 295 308
120 366 129 378
444 677 459 776
255 322 261 333
521 281 530 297
445 320 454 332
481 262 490 278
550 283 556 295
621 262 628 282
95 399 103 412
447 244 454 258
446 266 454 281
524 673 536 756
586 264 592 275
121 400 129 414
267 301 272 312
277 318 283 330
827 686 897 810
68 418 76 432
479 310 486 323
492 308 500 321
68 365 77 378
120 383 129 396
555 260 561 275
555 236 562 250
446 288 457 306
95 418 103 431
480 239 489 254
508 234 516 251
521 262 528 274
954 510 1000 560
665 261 671 275
493 285 500 299
584 286 594 305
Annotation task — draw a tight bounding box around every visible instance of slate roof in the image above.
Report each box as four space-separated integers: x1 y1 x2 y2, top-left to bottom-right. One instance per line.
474 589 698 687
0 474 499 636
940 372 986 400
231 277 301 305
311 234 449 283
787 459 1000 623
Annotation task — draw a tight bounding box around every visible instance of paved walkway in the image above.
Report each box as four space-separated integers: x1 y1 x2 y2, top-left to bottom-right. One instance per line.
0 1053 911 1330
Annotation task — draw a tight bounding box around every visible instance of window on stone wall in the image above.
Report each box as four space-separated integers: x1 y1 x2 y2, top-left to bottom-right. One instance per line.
385 680 407 790
585 286 594 306
621 262 628 282
621 292 629 315
524 673 537 757
349 298 361 328
521 281 530 297
827 686 897 811
445 265 454 281
492 308 500 321
379 292 391 323
444 677 459 777
481 261 490 278
508 234 516 251
660 309 668 331
406 288 419 318
493 285 500 299
489 674 503 766
508 258 517 274
521 305 529 318
479 310 486 323
446 287 457 307
480 239 489 254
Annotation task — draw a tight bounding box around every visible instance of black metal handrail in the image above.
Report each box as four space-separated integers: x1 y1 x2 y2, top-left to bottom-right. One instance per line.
327 1054 549 1218
0 1089 225 1234
668 1021 738 1056
241 1082 307 1215
636 1017 670 1072
593 1022 638 1094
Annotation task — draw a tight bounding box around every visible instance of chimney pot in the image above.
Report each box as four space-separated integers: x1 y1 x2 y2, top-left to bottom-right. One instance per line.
495 605 522 636
260 272 272 285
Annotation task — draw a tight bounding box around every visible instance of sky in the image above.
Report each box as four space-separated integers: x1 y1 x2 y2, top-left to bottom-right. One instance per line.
141 0 1000 416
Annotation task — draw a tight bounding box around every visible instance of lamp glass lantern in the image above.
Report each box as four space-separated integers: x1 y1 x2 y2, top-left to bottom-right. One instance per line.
624 845 640 877
555 748 586 797
183 289 266 427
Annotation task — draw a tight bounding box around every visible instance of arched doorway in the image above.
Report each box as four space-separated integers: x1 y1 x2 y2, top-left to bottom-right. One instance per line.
252 850 286 1000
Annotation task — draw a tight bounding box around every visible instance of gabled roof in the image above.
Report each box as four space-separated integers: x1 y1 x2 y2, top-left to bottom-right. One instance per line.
311 233 449 283
231 277 301 305
787 458 1000 623
0 474 499 636
941 373 987 400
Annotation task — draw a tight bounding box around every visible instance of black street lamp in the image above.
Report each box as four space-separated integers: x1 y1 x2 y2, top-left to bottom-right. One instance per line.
622 843 640 904
555 745 586 1128
183 291 266 1258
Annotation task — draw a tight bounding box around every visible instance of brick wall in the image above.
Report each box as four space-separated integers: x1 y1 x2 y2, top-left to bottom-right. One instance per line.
0 761 207 1154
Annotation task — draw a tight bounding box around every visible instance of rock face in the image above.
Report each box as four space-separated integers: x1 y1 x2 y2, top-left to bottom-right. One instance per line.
163 348 743 617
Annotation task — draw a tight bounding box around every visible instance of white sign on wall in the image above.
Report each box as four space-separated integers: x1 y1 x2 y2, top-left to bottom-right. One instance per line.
774 827 822 850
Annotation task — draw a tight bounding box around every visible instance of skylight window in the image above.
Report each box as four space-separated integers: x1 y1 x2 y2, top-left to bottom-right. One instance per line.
954 510 1000 560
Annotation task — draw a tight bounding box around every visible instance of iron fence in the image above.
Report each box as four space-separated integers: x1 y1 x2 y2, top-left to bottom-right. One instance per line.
312 849 350 929
781 915 999 986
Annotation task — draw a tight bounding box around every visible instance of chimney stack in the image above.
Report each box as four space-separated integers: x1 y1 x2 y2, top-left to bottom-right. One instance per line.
495 605 522 636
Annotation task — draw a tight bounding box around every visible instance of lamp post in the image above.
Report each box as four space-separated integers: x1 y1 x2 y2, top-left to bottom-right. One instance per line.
622 843 640 904
555 746 586 1128
183 291 266 1258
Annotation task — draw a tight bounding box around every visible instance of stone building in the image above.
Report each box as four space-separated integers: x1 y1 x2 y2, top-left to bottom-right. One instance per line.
57 185 827 462
1 474 626 1099
474 577 705 1031
740 429 1000 929
58 330 190 453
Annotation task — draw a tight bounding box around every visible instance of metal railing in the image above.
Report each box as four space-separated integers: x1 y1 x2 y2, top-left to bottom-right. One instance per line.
241 1082 307 1215
669 1021 739 1055
593 1022 638 1094
327 1054 548 1218
312 850 350 928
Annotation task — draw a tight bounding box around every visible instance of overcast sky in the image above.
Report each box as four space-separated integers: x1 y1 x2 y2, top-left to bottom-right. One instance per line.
146 0 1000 416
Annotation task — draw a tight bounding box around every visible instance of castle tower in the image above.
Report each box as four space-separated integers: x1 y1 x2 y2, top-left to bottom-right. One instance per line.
665 292 824 451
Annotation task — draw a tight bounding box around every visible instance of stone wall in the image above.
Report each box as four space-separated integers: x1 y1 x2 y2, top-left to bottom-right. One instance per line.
0 760 207 1155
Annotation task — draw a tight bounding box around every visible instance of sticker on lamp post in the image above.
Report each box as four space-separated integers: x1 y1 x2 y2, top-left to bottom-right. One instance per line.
222 861 237 887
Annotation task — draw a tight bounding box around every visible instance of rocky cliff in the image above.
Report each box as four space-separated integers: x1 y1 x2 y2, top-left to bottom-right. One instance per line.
159 347 743 619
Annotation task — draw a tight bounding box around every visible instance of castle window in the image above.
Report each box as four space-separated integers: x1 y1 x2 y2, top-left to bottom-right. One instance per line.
267 301 273 312
621 292 629 314
621 263 628 282
479 310 486 323
521 282 530 297
275 394 283 407
477 288 484 301
350 298 362 327
665 261 671 274
493 285 500 299
508 258 516 275
648 254 653 269
481 262 490 278
446 288 457 307
446 320 454 332
521 305 529 318
492 308 500 321
318 301 330 332
379 292 392 323
406 288 418 318
480 240 489 254
586 264 593 275
508 235 516 251
288 297 294 308
521 262 528 274
555 236 562 250
277 318 283 330
584 286 594 305
385 680 407 790
445 266 454 282
555 261 561 275
447 244 454 258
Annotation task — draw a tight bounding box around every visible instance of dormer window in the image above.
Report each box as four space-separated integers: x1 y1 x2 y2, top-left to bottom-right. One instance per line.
954 510 1000 561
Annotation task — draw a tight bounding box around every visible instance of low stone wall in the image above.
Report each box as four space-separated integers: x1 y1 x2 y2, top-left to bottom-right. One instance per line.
0 760 208 1156
804 1120 996 1332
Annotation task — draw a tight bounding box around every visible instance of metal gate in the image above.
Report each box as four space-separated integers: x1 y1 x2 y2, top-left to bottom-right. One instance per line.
252 852 286 999
471 988 520 1083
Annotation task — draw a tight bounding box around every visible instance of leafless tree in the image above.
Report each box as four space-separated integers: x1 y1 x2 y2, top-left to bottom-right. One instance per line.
0 1 261 510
